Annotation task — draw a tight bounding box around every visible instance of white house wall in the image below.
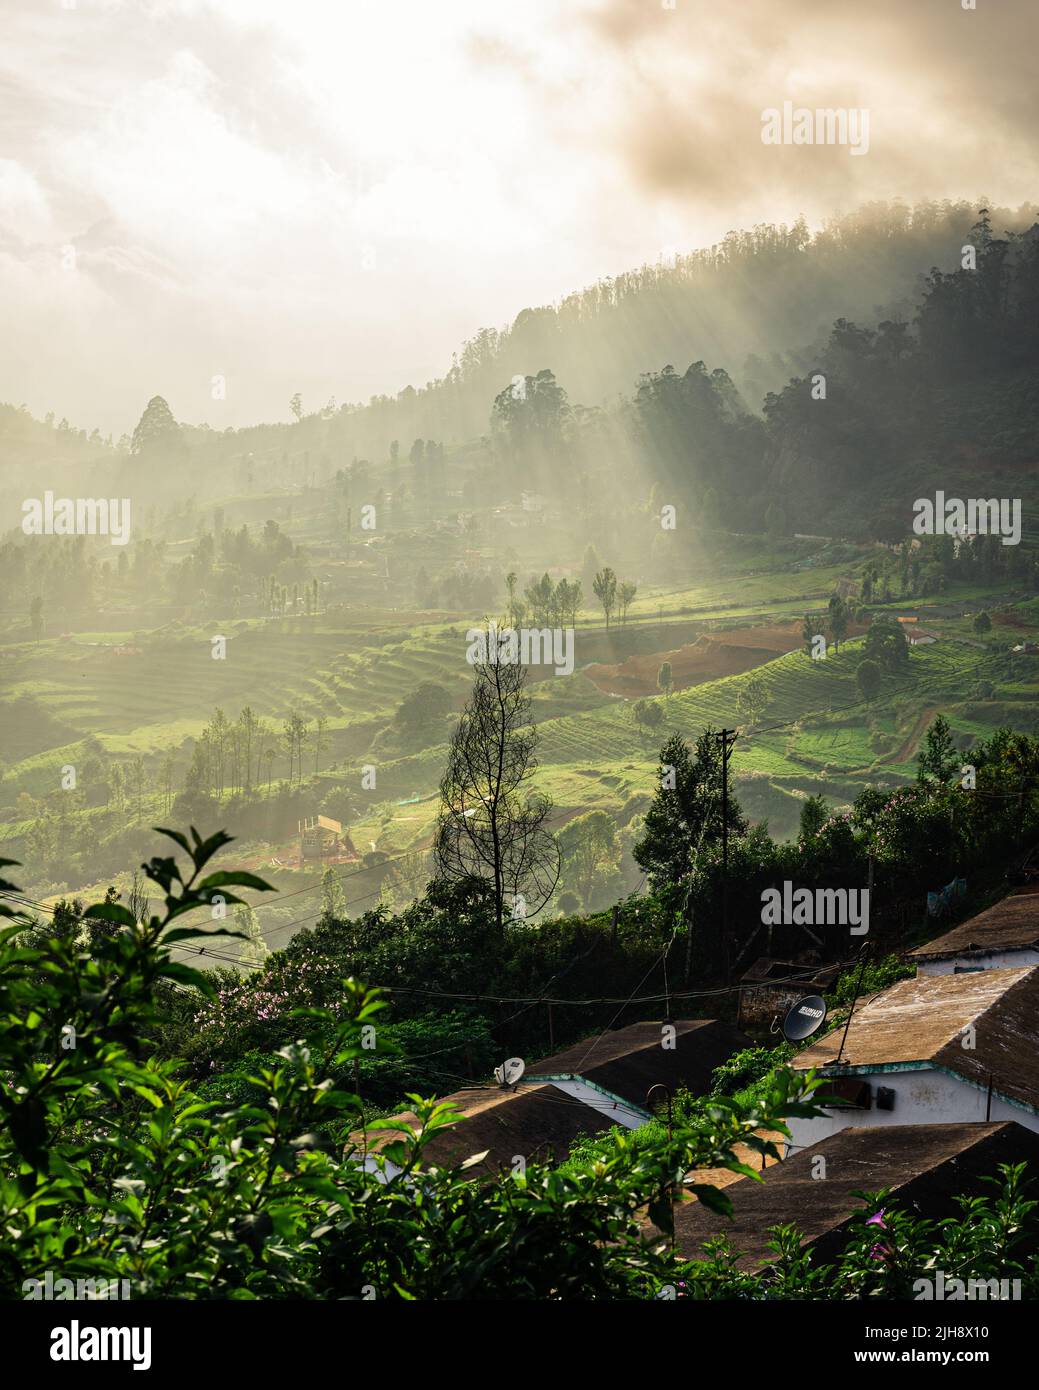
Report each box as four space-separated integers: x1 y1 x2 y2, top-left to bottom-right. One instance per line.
785 1067 1039 1156
917 948 1039 976
533 1078 646 1128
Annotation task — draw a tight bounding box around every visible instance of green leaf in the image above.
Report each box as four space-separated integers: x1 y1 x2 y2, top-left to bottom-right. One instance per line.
688 1183 734 1217
196 870 275 894
156 962 216 995
81 902 138 928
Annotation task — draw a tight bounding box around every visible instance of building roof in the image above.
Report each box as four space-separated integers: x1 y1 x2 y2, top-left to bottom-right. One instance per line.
671 1121 1039 1265
299 815 342 834
739 957 841 988
350 1083 613 1178
910 890 1039 961
526 1019 751 1111
792 965 1039 1112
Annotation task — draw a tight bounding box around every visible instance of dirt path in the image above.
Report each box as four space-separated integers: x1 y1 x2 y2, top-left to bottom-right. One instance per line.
894 705 941 765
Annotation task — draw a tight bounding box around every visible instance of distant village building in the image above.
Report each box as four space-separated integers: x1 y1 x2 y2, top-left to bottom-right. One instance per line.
297 815 356 861
786 967 1039 1154
910 890 1039 976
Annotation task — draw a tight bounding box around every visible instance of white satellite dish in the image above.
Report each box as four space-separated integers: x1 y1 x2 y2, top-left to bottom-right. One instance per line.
495 1057 525 1088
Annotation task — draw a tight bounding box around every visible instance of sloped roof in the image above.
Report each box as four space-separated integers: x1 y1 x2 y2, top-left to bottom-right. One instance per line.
350 1083 613 1179
792 966 1039 1111
740 957 841 988
526 1019 752 1110
672 1121 1039 1265
910 890 1039 960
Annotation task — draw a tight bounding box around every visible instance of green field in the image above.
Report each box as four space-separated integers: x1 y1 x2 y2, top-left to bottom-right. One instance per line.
4 507 1038 926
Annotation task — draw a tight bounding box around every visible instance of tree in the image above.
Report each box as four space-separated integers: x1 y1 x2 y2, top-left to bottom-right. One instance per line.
974 611 992 635
557 810 621 909
320 865 347 922
159 752 175 813
434 649 559 931
395 682 453 735
618 581 637 624
632 698 664 740
29 595 43 644
856 658 882 702
736 673 768 725
491 368 569 470
828 593 849 653
314 714 328 775
592 568 617 628
581 544 601 595
289 393 303 422
917 714 958 786
235 903 269 967
863 618 909 674
130 396 183 458
283 711 310 786
505 571 518 624
634 730 747 891
657 661 674 699
798 793 829 841
555 578 582 626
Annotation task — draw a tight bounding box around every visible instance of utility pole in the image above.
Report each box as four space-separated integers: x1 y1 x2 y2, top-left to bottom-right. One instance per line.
716 729 738 984
646 1085 675 1254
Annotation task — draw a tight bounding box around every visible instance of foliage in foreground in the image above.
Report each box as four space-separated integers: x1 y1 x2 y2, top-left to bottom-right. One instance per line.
0 829 827 1300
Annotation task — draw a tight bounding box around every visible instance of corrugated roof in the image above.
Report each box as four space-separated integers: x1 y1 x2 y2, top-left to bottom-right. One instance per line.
349 1082 613 1178
910 890 1039 960
792 965 1039 1110
739 956 840 987
671 1121 1039 1265
526 1019 752 1109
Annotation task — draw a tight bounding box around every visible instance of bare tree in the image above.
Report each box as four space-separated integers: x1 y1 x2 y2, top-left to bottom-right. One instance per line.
434 645 559 931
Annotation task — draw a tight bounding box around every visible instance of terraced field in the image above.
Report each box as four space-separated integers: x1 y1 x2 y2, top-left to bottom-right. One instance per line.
4 555 1036 910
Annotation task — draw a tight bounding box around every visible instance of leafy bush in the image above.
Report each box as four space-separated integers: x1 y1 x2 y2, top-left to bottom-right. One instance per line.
0 829 826 1300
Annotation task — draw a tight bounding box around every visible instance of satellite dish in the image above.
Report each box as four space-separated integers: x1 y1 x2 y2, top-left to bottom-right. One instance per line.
495 1057 525 1088
782 995 828 1044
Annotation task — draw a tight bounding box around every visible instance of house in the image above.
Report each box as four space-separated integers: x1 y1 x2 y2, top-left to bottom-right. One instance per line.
355 1018 752 1181
737 957 841 1035
785 966 1039 1154
298 815 355 860
670 1121 1039 1266
351 1083 614 1181
525 1018 752 1127
910 889 1039 976
906 627 939 647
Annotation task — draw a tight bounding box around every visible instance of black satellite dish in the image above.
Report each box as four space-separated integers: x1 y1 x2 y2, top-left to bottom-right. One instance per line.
782 995 828 1044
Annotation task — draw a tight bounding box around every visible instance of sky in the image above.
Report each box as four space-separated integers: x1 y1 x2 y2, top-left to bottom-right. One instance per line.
3 0 1038 435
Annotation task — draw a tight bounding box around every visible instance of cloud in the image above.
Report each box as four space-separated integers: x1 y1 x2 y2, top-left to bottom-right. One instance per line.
1 0 1037 433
